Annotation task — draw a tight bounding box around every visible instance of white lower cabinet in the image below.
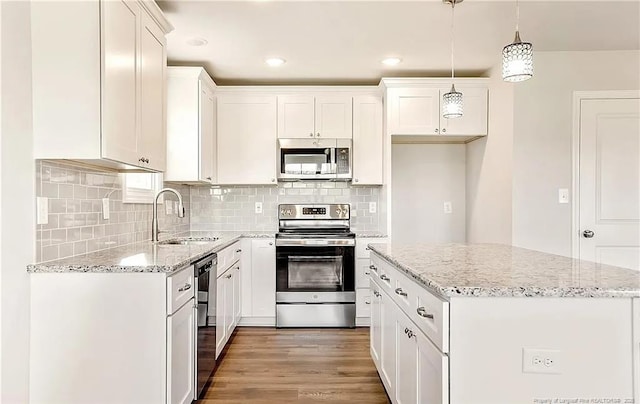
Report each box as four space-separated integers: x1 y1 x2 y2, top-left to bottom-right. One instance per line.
370 281 382 366
167 301 196 404
380 285 397 396
239 238 276 326
215 241 242 358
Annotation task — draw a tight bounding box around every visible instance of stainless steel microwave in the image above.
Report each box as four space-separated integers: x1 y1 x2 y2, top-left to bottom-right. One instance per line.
277 138 352 181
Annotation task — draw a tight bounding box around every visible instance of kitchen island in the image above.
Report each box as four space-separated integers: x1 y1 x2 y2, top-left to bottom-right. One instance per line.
366 243 640 404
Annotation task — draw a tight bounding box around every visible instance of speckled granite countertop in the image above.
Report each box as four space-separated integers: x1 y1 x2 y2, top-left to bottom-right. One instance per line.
27 232 275 274
367 243 640 299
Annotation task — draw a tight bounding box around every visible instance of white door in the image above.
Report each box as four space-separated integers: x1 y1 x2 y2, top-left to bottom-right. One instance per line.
579 97 640 270
251 239 276 317
416 327 448 404
439 86 488 136
380 288 396 396
224 270 235 339
370 282 382 367
215 276 226 358
199 81 215 183
315 95 353 139
387 88 440 135
101 0 139 166
395 310 417 404
233 265 241 326
352 95 383 185
277 95 315 139
217 95 277 184
167 301 195 404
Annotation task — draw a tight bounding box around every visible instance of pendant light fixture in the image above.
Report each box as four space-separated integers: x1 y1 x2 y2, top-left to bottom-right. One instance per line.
502 0 533 82
442 0 463 119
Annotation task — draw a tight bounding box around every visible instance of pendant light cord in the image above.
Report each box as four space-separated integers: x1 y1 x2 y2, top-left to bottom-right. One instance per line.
515 0 520 32
450 1 455 80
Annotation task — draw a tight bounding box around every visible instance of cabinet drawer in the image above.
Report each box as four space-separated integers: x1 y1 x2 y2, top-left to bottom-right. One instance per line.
370 254 393 296
356 288 371 318
217 241 240 277
356 237 388 259
167 265 195 315
356 258 373 288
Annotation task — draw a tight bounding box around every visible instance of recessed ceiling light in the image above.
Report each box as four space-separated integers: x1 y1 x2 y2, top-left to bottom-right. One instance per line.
382 57 402 66
186 37 208 47
265 58 286 67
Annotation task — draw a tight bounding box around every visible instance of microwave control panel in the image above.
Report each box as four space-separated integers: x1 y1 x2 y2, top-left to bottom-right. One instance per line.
336 148 350 174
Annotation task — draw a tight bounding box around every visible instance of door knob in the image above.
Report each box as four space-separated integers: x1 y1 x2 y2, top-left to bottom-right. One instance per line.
583 230 595 238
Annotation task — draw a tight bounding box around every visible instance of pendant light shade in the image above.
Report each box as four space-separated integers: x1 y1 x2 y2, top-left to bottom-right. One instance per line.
503 0 533 82
442 84 463 118
442 0 463 119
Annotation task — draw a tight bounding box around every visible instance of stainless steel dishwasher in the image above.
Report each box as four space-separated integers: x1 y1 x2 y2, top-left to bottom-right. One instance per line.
194 253 217 399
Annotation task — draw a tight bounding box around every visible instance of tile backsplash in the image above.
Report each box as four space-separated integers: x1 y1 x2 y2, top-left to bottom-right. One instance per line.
36 160 190 262
188 182 384 233
35 160 385 262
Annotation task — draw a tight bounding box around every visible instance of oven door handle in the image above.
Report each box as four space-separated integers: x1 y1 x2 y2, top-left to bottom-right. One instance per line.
275 238 355 247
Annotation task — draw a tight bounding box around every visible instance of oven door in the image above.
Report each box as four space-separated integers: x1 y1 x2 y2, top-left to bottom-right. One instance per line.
276 244 355 303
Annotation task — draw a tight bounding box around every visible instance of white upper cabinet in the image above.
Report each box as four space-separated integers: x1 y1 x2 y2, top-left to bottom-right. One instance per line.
217 95 277 185
31 0 173 171
277 94 352 139
165 67 217 184
352 95 383 185
383 78 489 143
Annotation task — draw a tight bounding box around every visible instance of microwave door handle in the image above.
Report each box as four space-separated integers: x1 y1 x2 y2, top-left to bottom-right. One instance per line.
330 148 337 174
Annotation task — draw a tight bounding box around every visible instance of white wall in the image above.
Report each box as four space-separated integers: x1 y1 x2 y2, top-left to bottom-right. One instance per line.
465 65 514 245
512 50 640 256
392 143 466 243
0 2 33 402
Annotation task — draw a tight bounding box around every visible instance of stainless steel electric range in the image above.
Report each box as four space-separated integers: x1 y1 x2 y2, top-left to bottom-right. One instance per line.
275 204 356 328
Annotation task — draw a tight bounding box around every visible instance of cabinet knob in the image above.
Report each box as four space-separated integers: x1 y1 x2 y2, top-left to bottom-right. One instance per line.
271 178 276 183
365 247 370 251
226 273 232 279
435 128 439 133
365 272 370 275
269 242 273 246
365 300 371 305
316 133 321 137
206 177 212 181
442 128 447 133
583 230 595 238
309 133 314 137
138 157 145 163
416 306 434 319
145 158 150 163
235 249 242 253
354 178 359 183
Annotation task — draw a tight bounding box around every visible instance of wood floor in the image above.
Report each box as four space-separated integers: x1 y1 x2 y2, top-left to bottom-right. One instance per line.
198 327 390 404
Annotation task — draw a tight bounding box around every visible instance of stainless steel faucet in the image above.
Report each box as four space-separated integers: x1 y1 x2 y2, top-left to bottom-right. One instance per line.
152 188 185 243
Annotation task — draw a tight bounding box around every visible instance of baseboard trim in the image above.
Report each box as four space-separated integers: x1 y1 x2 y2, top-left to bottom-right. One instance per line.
238 317 276 327
356 317 371 327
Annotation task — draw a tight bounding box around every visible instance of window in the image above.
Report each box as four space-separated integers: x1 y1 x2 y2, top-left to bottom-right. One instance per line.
122 173 163 204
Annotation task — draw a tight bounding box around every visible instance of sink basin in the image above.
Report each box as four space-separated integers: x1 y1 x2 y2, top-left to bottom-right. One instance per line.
158 238 219 246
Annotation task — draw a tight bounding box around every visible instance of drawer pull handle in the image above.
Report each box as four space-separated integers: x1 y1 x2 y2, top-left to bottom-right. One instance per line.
369 264 378 272
365 271 370 275
235 249 242 253
380 274 390 282
226 274 232 279
394 288 407 297
417 307 434 319
365 301 371 305
365 247 370 250
178 283 192 292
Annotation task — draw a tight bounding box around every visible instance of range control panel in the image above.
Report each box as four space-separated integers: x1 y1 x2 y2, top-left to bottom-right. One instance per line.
279 204 350 220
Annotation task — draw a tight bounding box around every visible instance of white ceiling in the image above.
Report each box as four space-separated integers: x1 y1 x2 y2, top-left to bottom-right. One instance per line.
160 1 640 85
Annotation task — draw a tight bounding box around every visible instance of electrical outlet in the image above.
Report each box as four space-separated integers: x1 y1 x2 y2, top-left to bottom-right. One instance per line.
444 201 452 214
523 348 561 374
102 198 110 220
558 188 569 204
369 202 377 214
255 202 263 214
36 197 49 225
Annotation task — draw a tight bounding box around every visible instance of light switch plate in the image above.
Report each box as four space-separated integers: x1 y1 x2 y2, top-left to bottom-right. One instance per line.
255 202 263 214
37 197 48 225
444 201 453 214
558 188 569 204
369 202 377 214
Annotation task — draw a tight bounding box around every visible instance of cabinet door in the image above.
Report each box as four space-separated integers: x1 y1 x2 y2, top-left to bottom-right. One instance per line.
217 95 277 184
199 81 216 183
101 0 139 165
139 11 166 171
315 95 353 139
233 265 241 326
251 239 276 317
439 86 488 136
416 327 449 404
167 301 195 404
387 88 440 135
370 281 382 367
395 310 418 404
215 276 226 358
224 271 235 339
380 288 396 396
352 95 383 185
277 95 315 139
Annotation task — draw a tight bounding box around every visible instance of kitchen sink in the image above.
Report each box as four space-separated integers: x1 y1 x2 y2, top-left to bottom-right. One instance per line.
158 238 219 246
